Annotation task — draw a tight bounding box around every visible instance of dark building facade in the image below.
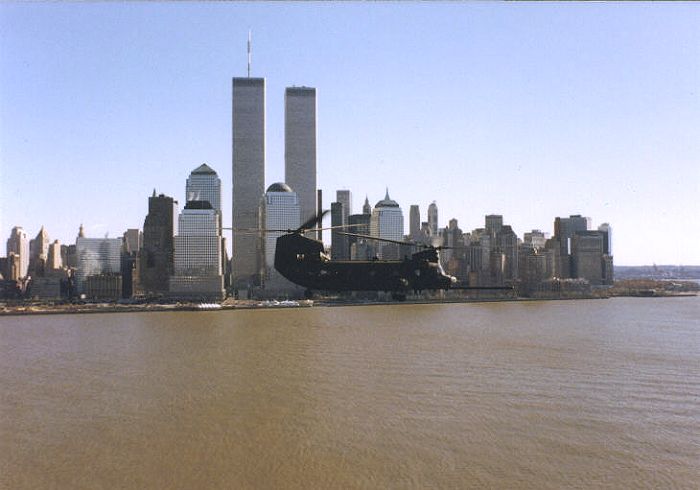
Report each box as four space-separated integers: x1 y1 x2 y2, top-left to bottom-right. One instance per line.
140 192 178 295
331 201 350 260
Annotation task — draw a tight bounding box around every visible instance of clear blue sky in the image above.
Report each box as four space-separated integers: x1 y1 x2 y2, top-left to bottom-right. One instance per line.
1 3 698 265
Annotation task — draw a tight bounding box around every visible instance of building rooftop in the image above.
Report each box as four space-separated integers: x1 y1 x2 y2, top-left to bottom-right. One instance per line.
266 182 294 193
191 163 217 175
375 189 399 208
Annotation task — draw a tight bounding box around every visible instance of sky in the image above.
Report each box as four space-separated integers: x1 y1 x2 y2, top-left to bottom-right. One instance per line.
1 2 698 266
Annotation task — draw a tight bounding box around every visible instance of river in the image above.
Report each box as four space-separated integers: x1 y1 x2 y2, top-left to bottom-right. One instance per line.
1 297 698 489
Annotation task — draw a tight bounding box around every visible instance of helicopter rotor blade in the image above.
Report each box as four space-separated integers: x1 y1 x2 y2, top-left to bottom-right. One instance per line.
336 231 468 251
336 231 415 247
296 210 329 233
228 223 365 235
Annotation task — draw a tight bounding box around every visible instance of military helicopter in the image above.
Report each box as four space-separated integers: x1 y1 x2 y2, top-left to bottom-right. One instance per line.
257 211 511 300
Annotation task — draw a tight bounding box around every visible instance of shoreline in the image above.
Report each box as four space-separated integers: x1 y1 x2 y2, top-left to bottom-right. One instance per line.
1 292 695 317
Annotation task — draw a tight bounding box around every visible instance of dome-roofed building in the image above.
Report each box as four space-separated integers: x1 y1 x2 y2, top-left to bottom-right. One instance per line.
266 182 294 193
260 182 302 295
370 189 405 260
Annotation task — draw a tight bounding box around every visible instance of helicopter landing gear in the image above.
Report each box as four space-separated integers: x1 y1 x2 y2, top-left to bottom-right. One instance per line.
391 292 407 302
304 289 314 300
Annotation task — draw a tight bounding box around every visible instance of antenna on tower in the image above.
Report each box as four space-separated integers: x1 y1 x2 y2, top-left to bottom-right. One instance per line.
247 29 252 78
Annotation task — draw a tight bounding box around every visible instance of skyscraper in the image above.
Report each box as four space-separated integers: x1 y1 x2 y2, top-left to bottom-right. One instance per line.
553 214 590 278
409 205 421 240
187 163 221 215
334 189 352 260
6 226 29 280
261 183 301 292
331 201 349 260
141 191 178 294
47 240 62 271
428 202 438 237
370 190 405 260
598 223 612 255
485 214 503 238
285 86 317 227
336 190 352 222
75 236 122 293
170 200 224 300
233 77 266 289
571 231 604 285
187 163 226 283
29 226 50 276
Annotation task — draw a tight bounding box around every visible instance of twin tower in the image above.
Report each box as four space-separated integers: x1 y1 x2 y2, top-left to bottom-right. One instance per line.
232 78 317 289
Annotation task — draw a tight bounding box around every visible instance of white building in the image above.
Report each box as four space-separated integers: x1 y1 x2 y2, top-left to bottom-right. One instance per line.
261 183 302 294
170 201 224 300
370 190 405 260
186 163 221 215
75 237 122 292
6 226 29 280
428 201 438 236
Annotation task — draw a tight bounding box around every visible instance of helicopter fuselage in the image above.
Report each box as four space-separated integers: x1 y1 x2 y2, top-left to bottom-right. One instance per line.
274 233 456 292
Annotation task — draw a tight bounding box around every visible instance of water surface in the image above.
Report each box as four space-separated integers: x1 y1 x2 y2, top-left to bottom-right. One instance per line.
2 298 698 488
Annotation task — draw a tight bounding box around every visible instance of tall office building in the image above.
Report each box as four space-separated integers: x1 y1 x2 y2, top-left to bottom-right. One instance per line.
348 213 372 260
261 183 301 292
186 163 226 280
485 214 503 238
187 163 221 215
496 225 519 281
598 223 612 256
336 190 352 223
370 190 405 260
409 205 421 240
47 240 62 271
141 191 178 294
285 87 317 228
122 229 142 255
6 226 29 280
29 226 50 276
553 214 590 278
316 189 323 241
170 201 224 300
75 236 122 293
427 202 438 236
233 77 266 288
571 231 604 285
334 189 352 260
523 230 547 249
554 215 590 253
331 201 350 260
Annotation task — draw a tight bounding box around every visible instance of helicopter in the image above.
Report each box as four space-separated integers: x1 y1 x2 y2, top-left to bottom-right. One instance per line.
259 211 512 300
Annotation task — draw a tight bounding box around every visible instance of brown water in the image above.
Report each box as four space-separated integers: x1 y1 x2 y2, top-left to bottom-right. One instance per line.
1 298 699 489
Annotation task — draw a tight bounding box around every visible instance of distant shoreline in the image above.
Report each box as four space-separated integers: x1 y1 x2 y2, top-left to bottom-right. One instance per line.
1 293 696 317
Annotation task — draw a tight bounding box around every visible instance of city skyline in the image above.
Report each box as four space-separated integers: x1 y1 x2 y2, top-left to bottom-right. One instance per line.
1 3 698 265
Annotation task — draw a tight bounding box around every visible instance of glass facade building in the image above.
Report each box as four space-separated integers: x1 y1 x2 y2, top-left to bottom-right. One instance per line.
370 190 405 260
170 201 224 300
186 164 221 214
75 237 122 292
